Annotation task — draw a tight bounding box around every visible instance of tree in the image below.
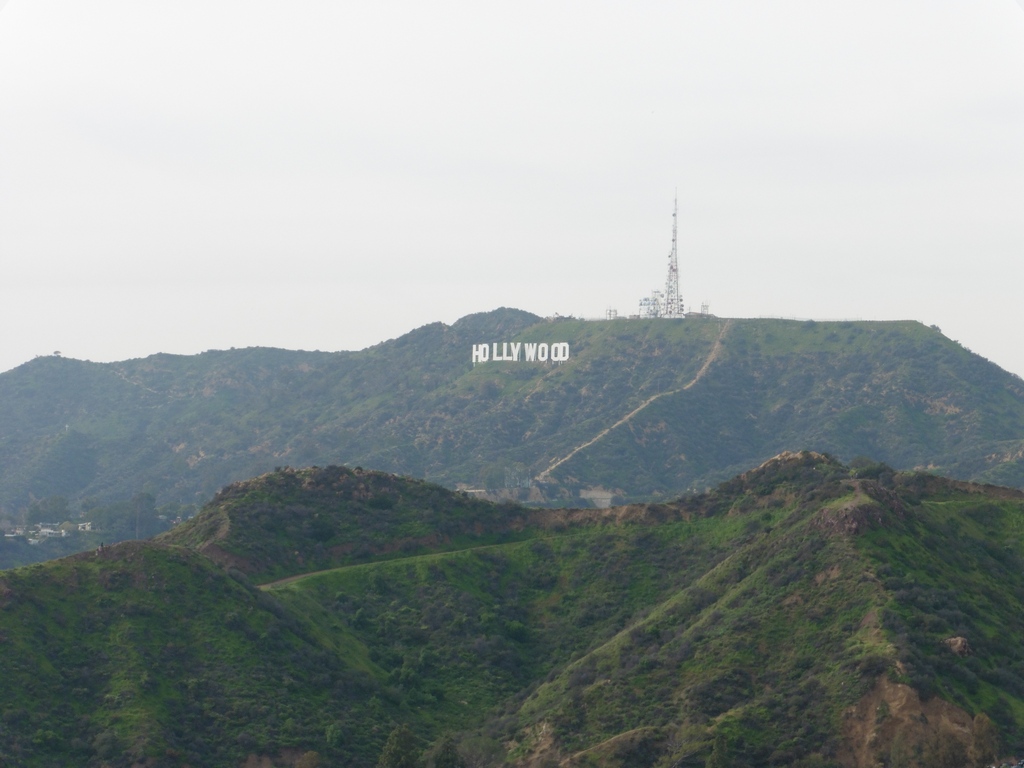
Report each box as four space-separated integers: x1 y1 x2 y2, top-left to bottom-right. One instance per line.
888 731 910 768
458 735 504 768
325 722 343 749
923 726 968 768
82 493 167 540
378 724 420 768
433 734 467 768
705 731 729 768
971 713 999 768
26 496 69 525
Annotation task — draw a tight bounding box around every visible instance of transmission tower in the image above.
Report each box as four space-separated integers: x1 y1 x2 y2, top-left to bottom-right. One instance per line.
662 194 684 318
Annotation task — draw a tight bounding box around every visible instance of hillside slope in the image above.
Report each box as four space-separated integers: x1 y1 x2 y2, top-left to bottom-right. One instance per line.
159 464 539 582
2 310 1022 519
3 456 1024 767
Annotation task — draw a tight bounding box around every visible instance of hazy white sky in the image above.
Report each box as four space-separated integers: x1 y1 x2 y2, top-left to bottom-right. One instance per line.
1 1 1022 376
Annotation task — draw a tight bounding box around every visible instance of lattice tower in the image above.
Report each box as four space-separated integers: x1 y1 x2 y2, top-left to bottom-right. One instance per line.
663 195 683 318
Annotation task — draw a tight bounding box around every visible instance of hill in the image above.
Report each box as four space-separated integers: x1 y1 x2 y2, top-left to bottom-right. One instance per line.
160 464 537 582
2 309 1023 527
2 456 1024 767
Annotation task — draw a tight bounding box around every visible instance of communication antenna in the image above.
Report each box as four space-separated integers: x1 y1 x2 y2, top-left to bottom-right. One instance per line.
663 193 683 318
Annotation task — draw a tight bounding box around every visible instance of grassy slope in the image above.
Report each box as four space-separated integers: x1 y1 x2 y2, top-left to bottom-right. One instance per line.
497 457 896 766
860 477 1024 734
0 542 385 767
159 465 541 582
4 458 1024 767
555 319 1024 497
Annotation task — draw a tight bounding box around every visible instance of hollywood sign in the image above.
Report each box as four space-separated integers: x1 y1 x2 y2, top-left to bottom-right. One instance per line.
472 342 570 364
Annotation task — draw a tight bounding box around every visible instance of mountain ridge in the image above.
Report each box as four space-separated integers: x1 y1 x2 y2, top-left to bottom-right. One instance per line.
2 309 1022 521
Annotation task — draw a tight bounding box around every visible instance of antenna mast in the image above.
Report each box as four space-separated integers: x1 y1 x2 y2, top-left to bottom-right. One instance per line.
663 194 683 318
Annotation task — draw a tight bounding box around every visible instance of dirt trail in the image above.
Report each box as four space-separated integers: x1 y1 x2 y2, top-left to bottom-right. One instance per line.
536 319 732 482
111 368 165 397
258 568 341 590
256 538 543 590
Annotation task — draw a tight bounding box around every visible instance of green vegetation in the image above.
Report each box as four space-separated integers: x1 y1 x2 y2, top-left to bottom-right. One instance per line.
3 456 1024 767
0 493 182 570
1 311 1022 535
159 465 539 582
0 542 364 766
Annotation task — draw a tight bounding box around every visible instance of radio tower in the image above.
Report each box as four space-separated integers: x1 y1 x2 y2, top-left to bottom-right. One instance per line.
663 194 684 318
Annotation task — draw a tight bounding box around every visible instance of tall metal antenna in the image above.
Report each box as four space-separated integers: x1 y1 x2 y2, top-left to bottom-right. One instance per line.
663 193 683 318
636 192 686 319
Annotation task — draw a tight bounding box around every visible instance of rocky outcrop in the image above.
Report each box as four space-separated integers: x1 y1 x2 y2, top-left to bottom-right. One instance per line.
944 636 972 657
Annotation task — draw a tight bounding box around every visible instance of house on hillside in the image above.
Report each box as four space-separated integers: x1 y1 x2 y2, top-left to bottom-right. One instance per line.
30 523 68 539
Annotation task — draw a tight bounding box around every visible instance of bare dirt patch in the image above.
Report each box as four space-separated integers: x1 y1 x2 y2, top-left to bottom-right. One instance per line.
838 676 973 768
510 721 561 768
814 564 842 585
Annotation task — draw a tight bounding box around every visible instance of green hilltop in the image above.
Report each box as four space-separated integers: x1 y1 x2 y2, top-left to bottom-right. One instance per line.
2 309 1023 554
3 456 1024 767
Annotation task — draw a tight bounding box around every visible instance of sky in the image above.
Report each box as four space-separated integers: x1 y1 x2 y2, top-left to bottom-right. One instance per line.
1 1 1023 377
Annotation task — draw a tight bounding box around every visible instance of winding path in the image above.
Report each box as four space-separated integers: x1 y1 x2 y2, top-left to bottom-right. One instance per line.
536 319 732 482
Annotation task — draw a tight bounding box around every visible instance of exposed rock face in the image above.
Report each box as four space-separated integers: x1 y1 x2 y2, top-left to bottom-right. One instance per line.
740 450 833 480
860 481 907 517
815 503 886 535
944 636 972 657
813 481 906 536
840 676 974 768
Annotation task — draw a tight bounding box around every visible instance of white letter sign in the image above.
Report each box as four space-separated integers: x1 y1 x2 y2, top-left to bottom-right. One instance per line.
471 341 569 364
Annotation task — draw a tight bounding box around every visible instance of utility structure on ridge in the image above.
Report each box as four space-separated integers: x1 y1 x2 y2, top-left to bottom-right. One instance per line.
638 195 685 319
663 194 683 318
